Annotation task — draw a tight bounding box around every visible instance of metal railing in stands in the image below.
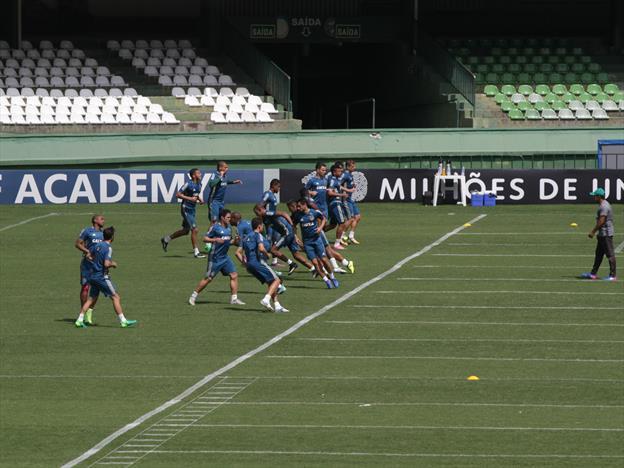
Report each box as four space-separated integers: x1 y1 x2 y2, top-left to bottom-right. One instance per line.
418 30 475 107
223 25 292 113
397 153 597 169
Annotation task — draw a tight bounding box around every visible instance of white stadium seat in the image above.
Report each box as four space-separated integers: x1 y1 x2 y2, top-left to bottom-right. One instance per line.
210 112 227 123
591 109 609 120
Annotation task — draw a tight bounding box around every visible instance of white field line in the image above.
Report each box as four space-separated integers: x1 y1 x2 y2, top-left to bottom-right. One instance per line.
0 375 203 379
458 232 586 235
227 375 624 383
186 423 624 432
265 355 624 363
432 253 594 257
413 265 588 269
297 337 624 344
59 213 487 468
91 378 256 467
616 240 624 253
447 242 586 246
397 277 611 283
376 290 624 295
0 212 58 232
222 401 624 409
327 320 624 327
351 305 624 310
113 450 624 460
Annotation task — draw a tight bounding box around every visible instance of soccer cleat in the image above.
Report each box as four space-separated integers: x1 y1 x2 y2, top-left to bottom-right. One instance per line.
160 237 168 252
188 295 196 306
84 309 94 325
75 319 87 328
194 252 206 259
288 262 299 275
325 280 334 289
334 267 347 274
333 243 345 250
277 284 287 295
230 298 246 305
260 298 274 311
271 258 279 266
332 278 340 288
347 260 355 274
274 306 289 313
121 319 137 328
580 272 598 280
311 269 319 279
603 276 617 281
349 238 360 245
340 238 349 247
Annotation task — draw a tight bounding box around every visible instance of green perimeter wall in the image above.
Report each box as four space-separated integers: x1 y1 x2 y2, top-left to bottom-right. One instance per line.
1 128 622 170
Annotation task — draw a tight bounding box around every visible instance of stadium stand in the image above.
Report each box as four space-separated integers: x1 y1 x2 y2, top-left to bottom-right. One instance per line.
442 37 624 126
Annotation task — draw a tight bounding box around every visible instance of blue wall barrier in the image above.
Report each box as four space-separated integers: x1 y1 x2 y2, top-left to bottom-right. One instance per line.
0 169 264 205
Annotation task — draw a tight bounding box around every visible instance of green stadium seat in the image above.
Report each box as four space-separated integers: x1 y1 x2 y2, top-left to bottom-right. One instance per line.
551 100 567 110
474 73 485 85
564 73 579 84
526 39 539 48
594 92 608 103
476 64 489 73
569 83 584 95
484 56 495 65
535 84 550 96
507 47 519 56
539 63 554 73
549 73 563 83
500 55 511 65
485 72 500 84
596 72 609 83
571 63 585 73
563 56 576 65
508 63 521 73
588 63 601 73
580 72 595 84
530 55 544 64
547 55 560 65
517 72 531 83
457 47 471 57
491 64 504 73
555 63 570 73
555 47 567 55
509 109 524 120
501 101 515 112
516 56 528 64
561 92 575 103
524 47 536 56
524 63 537 73
572 47 583 55
614 91 624 101
518 84 533 96
586 83 602 95
494 93 509 104
484 85 499 97
534 101 551 111
467 56 480 66
539 47 551 56
492 47 503 56
501 72 514 83
552 84 567 96
525 109 541 120
544 92 558 104
517 101 532 112
578 92 592 104
579 55 591 64
603 83 620 95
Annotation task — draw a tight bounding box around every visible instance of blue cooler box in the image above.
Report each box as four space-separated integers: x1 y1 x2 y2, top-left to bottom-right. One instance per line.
484 193 497 206
471 193 484 206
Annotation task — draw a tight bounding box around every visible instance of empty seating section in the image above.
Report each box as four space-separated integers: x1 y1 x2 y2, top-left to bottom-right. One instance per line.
174 86 277 123
444 37 622 121
108 39 236 88
0 94 180 125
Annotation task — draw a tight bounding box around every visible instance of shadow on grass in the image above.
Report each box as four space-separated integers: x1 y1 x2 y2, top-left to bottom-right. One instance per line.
55 318 118 328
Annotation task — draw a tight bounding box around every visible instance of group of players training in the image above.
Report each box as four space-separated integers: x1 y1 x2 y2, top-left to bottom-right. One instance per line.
74 160 363 326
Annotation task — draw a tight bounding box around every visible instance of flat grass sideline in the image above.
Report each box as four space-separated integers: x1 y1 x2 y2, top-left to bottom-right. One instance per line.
0 203 622 467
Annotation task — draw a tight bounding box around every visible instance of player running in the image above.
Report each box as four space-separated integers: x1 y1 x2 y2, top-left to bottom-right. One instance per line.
305 162 329 218
237 218 289 313
230 212 253 243
293 199 339 289
75 227 137 328
327 163 350 250
161 168 205 258
581 188 617 281
207 161 242 223
189 209 245 306
75 214 105 325
341 159 362 245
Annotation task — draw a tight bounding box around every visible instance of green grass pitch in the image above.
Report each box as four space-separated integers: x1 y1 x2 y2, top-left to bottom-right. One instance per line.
1 203 623 467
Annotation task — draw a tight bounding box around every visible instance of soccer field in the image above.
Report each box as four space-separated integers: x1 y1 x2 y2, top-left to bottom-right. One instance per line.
1 203 623 467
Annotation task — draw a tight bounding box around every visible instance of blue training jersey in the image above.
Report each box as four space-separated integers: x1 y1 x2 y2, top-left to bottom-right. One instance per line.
207 172 233 203
206 223 232 260
236 220 252 240
261 190 278 216
328 174 345 206
293 209 324 241
343 170 354 201
242 231 267 263
305 175 329 212
179 180 202 210
89 242 113 278
273 215 294 237
79 227 103 250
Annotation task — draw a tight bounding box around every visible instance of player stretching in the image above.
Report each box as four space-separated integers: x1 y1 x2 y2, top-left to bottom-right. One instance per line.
161 168 205 258
75 214 105 325
75 227 137 328
294 199 339 289
189 209 245 306
207 161 242 224
341 159 362 245
327 163 350 250
238 218 289 313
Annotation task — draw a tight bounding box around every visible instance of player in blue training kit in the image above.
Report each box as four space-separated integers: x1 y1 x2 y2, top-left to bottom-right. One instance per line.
161 168 206 258
341 159 362 245
75 227 137 328
327 163 350 251
305 162 330 218
207 161 242 223
237 218 289 313
294 199 339 289
188 209 245 306
230 211 253 243
75 214 105 325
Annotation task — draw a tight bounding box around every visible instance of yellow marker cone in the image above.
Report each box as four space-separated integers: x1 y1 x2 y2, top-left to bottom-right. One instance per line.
463 223 472 227
467 375 480 381
570 223 578 227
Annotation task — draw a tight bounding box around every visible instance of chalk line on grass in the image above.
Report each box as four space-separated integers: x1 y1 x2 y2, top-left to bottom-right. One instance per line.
0 212 58 232
616 240 624 253
327 320 624 327
265 355 624 363
376 290 623 295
